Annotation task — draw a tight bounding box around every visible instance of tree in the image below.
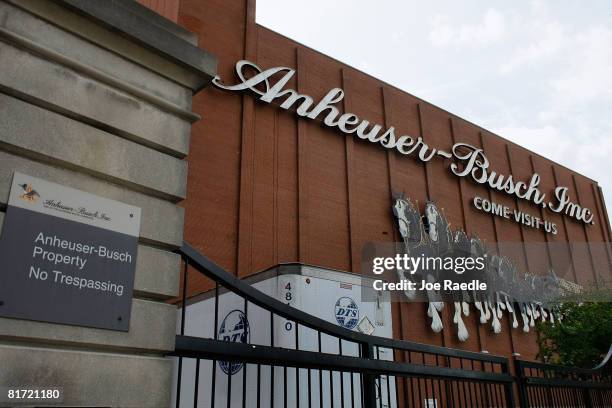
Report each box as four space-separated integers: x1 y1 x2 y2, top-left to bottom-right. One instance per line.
536 300 612 369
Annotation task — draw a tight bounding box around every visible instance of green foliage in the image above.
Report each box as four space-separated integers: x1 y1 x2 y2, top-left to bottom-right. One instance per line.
536 301 612 368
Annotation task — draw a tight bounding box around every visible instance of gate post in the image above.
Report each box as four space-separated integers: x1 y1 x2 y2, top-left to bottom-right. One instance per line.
501 359 517 408
360 342 378 408
582 388 594 408
514 359 529 408
0 1 215 406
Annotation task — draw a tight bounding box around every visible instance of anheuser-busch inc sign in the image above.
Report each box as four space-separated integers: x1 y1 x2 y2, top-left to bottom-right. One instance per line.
213 60 594 226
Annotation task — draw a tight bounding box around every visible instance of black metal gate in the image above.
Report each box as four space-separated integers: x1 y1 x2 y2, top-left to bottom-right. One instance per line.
515 348 612 408
171 243 515 407
170 242 611 408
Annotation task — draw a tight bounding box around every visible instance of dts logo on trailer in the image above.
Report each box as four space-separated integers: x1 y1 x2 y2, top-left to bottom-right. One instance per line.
18 183 40 203
335 297 359 330
218 310 250 375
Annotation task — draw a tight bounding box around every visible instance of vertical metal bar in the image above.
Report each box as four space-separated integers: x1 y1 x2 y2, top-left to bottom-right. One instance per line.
175 356 183 408
175 258 188 408
547 385 555 408
499 383 507 407
515 360 529 408
242 364 248 408
330 370 335 408
360 373 365 408
582 387 594 408
483 380 492 408
555 387 565 407
476 381 486 408
461 380 474 407
455 380 466 407
308 368 312 408
554 386 560 407
257 364 261 408
296 323 300 408
376 347 382 408
193 359 200 408
501 360 515 408
402 376 410 408
271 366 275 408
242 299 248 408
562 386 571 408
497 383 505 407
270 311 274 346
284 366 288 408
533 387 545 407
570 387 578 407
271 313 275 408
563 386 572 407
533 385 540 408
385 355 392 408
595 387 602 407
466 362 475 407
211 359 217 408
537 385 546 408
546 385 554 407
227 368 232 408
459 359 468 407
351 370 356 408
405 352 412 408
443 357 453 408
425 378 432 408
386 375 391 408
461 380 473 407
432 354 441 407
571 386 581 407
541 385 549 408
445 380 454 408
180 258 188 335
416 377 423 408
525 384 531 408
470 381 478 408
360 342 377 408
210 283 219 408
488 382 497 408
481 381 487 408
214 283 219 339
319 332 323 408
339 340 345 408
391 375 399 408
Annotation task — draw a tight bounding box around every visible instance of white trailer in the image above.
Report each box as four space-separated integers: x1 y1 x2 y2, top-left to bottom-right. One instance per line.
172 264 397 408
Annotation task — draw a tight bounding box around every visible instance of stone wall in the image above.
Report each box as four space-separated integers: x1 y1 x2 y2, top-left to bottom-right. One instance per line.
0 0 215 406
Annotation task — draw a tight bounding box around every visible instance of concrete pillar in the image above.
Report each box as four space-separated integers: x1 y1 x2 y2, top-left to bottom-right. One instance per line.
0 0 216 406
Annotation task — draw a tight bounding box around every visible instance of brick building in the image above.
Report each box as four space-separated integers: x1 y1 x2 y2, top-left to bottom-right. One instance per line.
144 0 611 362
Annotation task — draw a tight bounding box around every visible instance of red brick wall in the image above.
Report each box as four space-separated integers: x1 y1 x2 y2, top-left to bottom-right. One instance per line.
178 0 612 361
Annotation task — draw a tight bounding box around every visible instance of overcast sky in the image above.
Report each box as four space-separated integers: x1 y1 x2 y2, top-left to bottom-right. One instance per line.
256 0 612 221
